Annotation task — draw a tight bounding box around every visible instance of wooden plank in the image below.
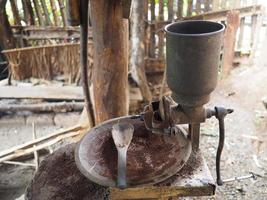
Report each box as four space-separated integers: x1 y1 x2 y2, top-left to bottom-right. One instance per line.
0 125 82 159
222 11 240 77
0 86 84 100
148 5 263 26
0 102 84 112
11 26 93 40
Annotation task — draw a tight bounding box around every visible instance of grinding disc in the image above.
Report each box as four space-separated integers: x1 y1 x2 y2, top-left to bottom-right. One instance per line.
75 116 191 187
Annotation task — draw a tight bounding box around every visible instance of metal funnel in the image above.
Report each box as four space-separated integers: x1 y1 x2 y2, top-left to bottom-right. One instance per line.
165 20 225 106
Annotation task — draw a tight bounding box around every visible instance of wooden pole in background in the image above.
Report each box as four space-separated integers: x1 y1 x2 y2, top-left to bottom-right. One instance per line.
57 0 67 27
149 0 156 58
22 0 35 25
50 0 59 26
187 0 193 16
158 0 164 58
177 0 183 19
130 0 152 102
10 0 21 25
33 0 45 26
168 0 174 20
40 0 52 26
90 0 129 124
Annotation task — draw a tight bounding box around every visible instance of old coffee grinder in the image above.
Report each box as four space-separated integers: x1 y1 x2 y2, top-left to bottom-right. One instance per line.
76 20 233 189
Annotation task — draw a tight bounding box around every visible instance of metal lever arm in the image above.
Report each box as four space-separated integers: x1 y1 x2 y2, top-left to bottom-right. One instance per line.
214 107 234 185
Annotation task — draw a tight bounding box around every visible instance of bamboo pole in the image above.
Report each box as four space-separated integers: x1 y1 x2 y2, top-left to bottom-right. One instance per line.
10 0 21 25
57 0 67 27
40 0 52 25
33 0 45 26
50 0 59 26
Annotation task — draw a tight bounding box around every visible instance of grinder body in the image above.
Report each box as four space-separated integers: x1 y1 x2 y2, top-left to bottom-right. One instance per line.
165 21 224 106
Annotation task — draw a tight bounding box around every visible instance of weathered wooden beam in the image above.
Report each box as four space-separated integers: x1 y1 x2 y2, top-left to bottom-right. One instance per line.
222 11 240 77
0 86 84 100
11 26 93 40
148 5 263 26
90 0 129 124
130 0 152 102
0 102 84 113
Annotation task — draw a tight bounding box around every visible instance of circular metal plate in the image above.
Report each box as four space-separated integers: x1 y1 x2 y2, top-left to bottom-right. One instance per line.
75 116 191 187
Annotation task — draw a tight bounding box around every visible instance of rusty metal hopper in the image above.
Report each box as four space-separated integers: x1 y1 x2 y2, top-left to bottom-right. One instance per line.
75 116 191 187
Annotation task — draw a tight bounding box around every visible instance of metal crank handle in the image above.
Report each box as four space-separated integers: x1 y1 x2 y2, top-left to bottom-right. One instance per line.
215 107 234 186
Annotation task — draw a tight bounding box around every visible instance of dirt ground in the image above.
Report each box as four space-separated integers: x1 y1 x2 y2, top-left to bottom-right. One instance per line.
1 38 267 200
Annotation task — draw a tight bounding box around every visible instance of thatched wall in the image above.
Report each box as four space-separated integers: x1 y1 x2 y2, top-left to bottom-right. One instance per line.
2 43 93 83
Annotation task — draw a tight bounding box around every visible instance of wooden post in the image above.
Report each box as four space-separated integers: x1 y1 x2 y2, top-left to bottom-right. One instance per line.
149 0 156 58
158 0 164 58
130 0 152 102
90 0 129 124
33 0 45 26
222 11 240 77
50 0 59 26
177 0 183 19
10 0 21 25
